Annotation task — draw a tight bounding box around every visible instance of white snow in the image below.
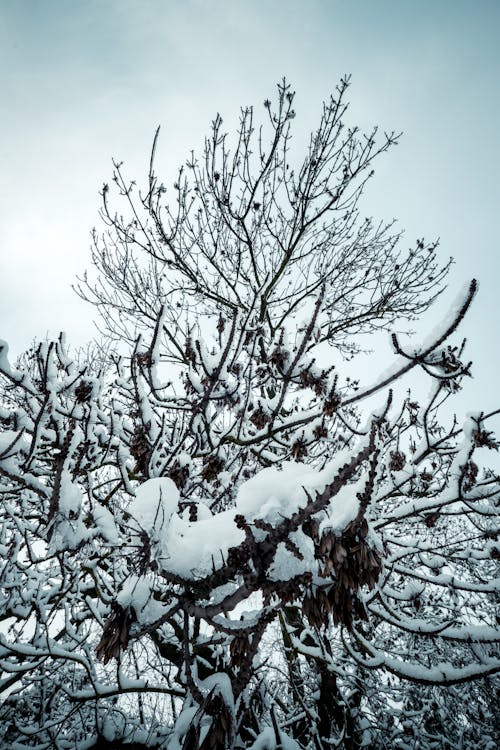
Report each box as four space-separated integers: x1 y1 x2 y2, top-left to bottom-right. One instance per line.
128 477 180 534
126 450 365 586
0 430 30 468
58 470 82 517
247 726 302 750
92 502 120 543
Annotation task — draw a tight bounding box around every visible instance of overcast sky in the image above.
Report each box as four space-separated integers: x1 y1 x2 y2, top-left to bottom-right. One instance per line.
1 0 499 417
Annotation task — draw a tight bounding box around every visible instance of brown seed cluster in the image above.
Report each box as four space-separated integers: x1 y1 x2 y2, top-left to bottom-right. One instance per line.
313 423 328 440
96 602 136 665
461 460 479 492
389 450 406 472
302 517 382 630
299 366 326 396
323 387 341 417
129 424 151 475
269 332 288 371
74 380 93 403
472 428 499 450
291 438 308 460
229 633 250 667
167 460 190 490
249 405 270 429
201 454 225 483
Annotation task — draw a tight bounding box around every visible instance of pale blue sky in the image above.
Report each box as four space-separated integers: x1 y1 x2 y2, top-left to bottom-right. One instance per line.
0 0 499 414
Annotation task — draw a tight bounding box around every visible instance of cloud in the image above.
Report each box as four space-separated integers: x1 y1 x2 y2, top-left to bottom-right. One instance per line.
0 0 498 420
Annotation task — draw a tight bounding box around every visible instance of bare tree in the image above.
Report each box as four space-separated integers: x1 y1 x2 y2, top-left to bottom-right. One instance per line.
0 79 498 749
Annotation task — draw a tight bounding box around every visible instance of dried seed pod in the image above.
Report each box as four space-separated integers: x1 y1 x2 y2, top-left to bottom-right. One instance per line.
201 454 225 483
291 438 308 460
313 423 328 439
313 515 383 629
249 405 270 429
230 633 250 667
167 460 190 490
130 424 151 475
462 460 479 492
389 450 406 472
96 602 135 664
299 367 326 396
74 380 93 403
323 386 341 416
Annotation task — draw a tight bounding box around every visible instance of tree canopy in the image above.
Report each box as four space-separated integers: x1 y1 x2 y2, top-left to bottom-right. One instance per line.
0 78 498 749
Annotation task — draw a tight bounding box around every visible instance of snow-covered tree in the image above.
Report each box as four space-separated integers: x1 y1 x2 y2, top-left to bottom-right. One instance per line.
1 79 498 749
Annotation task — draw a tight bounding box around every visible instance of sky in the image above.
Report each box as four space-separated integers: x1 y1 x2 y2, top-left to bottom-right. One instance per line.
0 0 499 419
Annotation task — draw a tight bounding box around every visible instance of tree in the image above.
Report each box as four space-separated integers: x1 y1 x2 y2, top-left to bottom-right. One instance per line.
0 78 498 749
